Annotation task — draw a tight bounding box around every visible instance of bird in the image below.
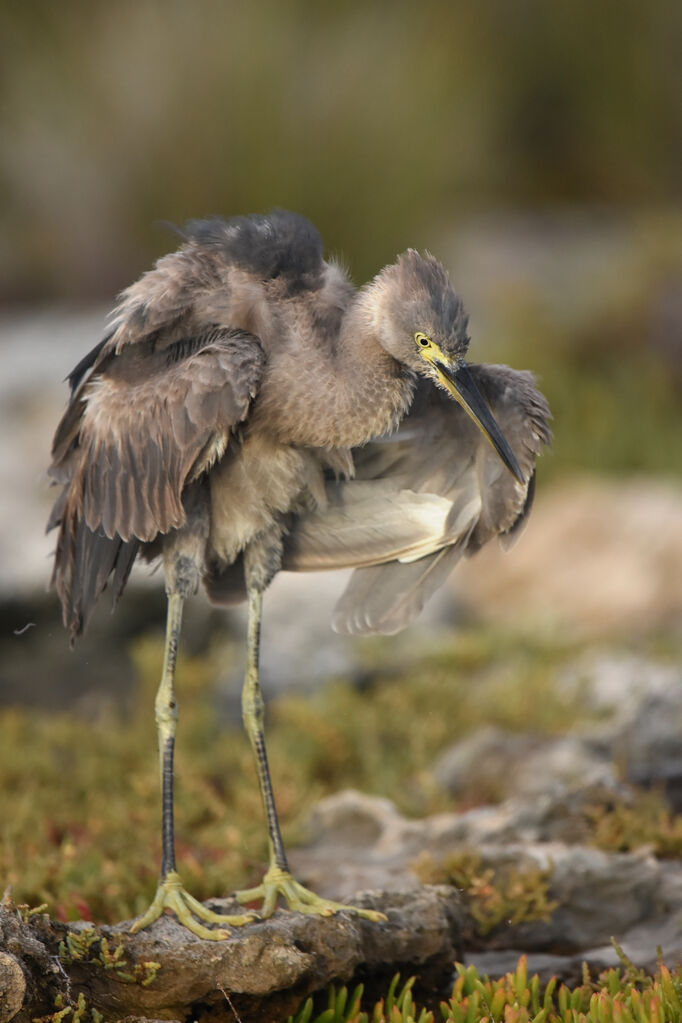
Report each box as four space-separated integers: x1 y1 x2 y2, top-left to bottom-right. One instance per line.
48 209 551 940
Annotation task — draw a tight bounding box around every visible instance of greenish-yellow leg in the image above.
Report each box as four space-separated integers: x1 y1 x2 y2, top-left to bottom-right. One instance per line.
131 592 253 940
233 586 386 923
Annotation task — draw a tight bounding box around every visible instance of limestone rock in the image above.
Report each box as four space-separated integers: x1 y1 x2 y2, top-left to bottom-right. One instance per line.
0 951 26 1023
0 886 462 1023
291 787 682 980
432 726 618 804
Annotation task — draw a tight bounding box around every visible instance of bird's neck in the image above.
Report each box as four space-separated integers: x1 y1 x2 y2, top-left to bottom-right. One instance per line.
258 288 414 450
338 288 416 437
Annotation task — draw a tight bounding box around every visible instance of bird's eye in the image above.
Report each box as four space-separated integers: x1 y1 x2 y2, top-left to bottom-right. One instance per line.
415 332 431 349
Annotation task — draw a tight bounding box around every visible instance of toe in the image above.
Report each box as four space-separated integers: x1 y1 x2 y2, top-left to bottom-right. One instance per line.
130 876 253 939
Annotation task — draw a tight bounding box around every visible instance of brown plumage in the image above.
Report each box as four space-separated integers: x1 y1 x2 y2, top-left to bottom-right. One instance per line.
47 209 551 938
49 211 550 640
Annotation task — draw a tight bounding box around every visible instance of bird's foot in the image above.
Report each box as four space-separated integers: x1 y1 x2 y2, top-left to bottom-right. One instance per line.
130 871 255 941
233 864 387 921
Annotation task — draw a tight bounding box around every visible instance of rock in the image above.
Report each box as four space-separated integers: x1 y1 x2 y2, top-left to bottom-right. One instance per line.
0 951 26 1023
511 736 618 799
290 787 682 980
432 726 542 799
0 905 64 1022
474 842 661 952
291 791 440 897
561 652 682 733
0 887 462 1023
562 652 682 807
452 477 682 635
432 727 618 804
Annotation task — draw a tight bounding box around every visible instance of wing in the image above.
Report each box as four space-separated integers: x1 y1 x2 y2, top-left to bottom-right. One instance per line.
47 210 339 641
282 364 551 635
50 328 264 542
48 267 265 642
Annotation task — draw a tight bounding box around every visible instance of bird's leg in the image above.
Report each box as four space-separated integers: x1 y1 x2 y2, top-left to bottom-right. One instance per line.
233 544 385 922
131 571 253 940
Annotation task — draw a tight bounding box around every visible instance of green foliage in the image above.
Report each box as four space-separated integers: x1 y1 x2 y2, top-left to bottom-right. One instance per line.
289 974 433 1023
287 956 682 1023
414 850 557 938
57 928 160 986
33 991 104 1023
586 790 682 859
12 899 48 923
1 3 680 302
473 211 682 483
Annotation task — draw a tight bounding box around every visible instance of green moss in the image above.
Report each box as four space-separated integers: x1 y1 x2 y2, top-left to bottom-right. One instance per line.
414 850 557 939
586 789 682 859
57 929 160 987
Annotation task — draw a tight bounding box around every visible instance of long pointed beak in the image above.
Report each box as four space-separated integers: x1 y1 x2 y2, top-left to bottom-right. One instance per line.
435 361 525 483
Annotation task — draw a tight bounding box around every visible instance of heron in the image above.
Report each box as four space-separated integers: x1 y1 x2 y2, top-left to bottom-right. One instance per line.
48 209 551 940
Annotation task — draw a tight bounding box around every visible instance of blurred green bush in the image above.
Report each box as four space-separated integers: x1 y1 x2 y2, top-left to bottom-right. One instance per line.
1 0 679 301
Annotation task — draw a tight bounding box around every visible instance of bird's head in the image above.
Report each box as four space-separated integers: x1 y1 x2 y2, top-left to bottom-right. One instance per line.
373 250 525 483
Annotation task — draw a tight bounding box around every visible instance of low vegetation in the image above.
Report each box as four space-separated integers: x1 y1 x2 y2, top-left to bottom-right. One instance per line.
1 624 592 924
2 624 680 926
414 849 558 940
289 953 682 1023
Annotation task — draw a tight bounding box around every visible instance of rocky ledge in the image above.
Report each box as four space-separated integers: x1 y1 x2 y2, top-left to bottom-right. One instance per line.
0 885 461 1023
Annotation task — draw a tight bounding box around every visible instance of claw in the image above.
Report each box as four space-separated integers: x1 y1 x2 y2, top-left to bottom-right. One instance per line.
130 871 256 940
234 865 387 922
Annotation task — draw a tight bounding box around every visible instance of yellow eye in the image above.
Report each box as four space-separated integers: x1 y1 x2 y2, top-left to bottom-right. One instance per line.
415 332 432 349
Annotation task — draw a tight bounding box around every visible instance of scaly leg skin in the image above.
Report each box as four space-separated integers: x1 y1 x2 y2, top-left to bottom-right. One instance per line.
236 578 386 924
131 591 254 940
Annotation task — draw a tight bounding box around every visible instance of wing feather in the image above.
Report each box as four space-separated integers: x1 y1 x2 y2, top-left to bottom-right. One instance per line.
331 541 471 636
49 326 264 641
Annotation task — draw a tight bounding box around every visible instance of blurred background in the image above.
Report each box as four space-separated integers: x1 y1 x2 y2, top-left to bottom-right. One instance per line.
1 0 681 923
